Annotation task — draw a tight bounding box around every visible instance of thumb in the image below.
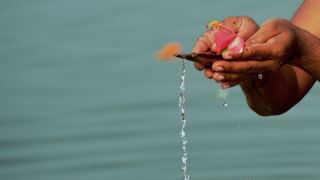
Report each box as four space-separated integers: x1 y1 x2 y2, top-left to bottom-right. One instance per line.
232 43 275 60
192 31 215 53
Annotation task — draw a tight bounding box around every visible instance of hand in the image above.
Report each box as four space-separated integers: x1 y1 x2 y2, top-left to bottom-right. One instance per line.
212 18 301 88
192 16 259 88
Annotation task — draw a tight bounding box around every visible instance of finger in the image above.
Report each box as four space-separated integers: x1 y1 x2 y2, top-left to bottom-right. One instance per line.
212 71 257 82
221 81 241 89
246 19 282 45
227 81 241 88
221 16 239 33
246 30 273 45
213 59 282 73
237 16 259 40
228 37 286 60
221 83 231 89
221 50 232 59
192 31 214 53
204 69 213 79
192 38 210 53
194 62 205 71
232 43 277 60
222 16 259 41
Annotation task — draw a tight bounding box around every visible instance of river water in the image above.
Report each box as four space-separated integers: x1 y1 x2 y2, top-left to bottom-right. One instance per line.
2 0 320 180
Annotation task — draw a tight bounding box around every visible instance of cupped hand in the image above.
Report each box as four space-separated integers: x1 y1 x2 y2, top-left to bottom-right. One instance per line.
212 18 301 88
192 16 259 88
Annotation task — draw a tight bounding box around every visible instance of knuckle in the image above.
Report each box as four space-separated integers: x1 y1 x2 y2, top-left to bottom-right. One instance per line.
263 18 291 32
263 18 280 28
238 16 259 39
222 16 238 25
222 16 239 31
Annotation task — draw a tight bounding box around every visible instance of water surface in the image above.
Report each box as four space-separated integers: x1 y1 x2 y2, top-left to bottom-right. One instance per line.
1 0 320 179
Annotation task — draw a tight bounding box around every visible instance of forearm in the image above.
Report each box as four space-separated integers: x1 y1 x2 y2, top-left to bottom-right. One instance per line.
239 0 320 116
291 0 320 80
293 27 320 80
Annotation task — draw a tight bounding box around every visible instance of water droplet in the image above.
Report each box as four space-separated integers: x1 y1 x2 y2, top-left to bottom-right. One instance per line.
182 156 187 163
182 139 187 145
180 130 185 138
223 102 228 107
182 166 186 171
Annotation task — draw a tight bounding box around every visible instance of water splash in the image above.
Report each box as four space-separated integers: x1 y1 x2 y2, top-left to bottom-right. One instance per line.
178 59 189 180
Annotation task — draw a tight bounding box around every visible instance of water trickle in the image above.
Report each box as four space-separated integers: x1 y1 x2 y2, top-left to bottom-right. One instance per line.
216 88 229 107
178 59 189 180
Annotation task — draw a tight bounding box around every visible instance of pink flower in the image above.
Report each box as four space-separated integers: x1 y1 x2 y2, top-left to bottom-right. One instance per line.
207 20 245 56
210 27 244 55
213 30 237 53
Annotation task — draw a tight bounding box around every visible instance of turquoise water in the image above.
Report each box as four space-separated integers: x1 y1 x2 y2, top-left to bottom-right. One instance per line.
1 0 320 179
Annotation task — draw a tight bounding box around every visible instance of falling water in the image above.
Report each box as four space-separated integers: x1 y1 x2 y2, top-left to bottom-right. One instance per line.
178 59 189 180
216 88 229 107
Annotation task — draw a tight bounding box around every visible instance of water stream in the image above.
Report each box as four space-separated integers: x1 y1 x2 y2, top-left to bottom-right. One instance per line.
178 59 189 180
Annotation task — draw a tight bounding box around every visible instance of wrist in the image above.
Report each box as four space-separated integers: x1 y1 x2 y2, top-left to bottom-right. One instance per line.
290 27 320 80
239 74 274 116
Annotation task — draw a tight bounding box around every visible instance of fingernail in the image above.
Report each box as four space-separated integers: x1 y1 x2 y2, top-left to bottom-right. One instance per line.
224 54 232 59
213 66 224 72
222 52 232 59
216 74 224 81
221 83 230 89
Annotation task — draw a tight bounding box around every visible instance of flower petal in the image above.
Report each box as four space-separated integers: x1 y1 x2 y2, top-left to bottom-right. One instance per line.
213 30 237 53
227 36 244 54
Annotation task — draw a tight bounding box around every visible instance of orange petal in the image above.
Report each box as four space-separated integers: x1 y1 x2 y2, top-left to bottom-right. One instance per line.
156 42 182 60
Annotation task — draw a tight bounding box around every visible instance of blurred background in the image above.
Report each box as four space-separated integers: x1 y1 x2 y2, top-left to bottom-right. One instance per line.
1 0 320 179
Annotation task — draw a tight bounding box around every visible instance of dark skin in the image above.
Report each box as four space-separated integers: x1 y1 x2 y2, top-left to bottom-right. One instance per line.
192 0 320 116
